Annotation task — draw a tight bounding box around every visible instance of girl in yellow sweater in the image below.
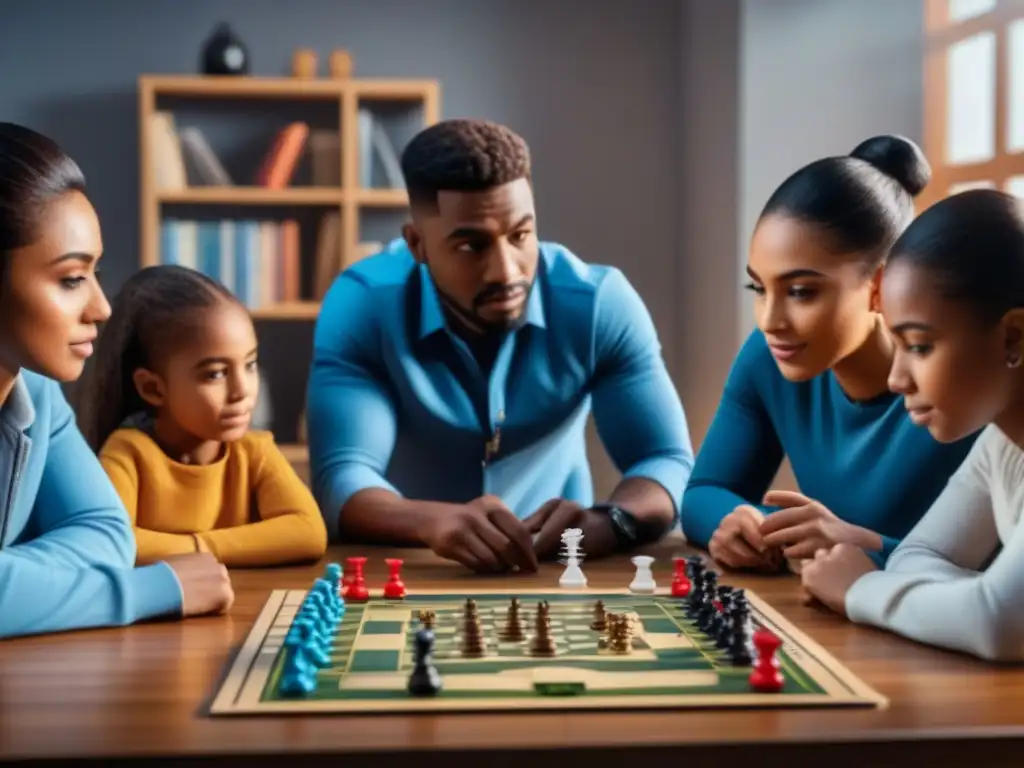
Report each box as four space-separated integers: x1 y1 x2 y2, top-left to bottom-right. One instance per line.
81 265 327 567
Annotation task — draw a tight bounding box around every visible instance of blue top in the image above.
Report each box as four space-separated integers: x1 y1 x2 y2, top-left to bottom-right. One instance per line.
680 330 979 564
0 370 183 638
306 238 693 539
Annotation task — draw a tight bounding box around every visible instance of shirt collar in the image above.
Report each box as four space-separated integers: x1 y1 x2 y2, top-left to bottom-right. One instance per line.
417 257 548 341
1 374 36 432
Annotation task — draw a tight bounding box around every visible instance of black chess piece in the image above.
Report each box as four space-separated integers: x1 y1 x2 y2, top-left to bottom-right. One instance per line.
407 628 443 696
697 571 718 632
685 557 705 615
726 605 753 665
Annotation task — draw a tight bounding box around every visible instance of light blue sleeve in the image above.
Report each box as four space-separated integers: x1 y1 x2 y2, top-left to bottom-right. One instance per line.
679 331 785 548
0 381 182 639
306 273 400 541
589 269 694 520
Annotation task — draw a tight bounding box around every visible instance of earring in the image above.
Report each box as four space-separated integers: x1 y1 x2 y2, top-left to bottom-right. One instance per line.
1008 347 1022 368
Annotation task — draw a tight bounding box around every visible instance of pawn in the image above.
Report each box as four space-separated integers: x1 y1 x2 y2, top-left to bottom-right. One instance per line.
501 598 525 641
748 628 784 691
529 601 556 656
408 628 443 696
590 599 607 631
671 556 691 598
383 557 406 599
343 556 369 601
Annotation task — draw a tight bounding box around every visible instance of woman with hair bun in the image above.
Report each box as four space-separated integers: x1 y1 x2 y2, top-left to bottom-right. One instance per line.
0 122 232 638
681 135 978 572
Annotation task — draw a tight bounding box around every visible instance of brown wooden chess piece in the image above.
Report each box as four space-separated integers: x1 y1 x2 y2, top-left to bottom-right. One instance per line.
418 610 436 630
460 599 484 657
529 601 556 657
590 600 607 631
501 598 525 641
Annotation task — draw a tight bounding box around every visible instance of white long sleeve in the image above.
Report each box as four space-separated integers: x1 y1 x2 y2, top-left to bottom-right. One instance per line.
845 425 1024 661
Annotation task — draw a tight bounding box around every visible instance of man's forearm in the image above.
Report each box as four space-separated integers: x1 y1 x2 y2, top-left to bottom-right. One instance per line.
607 477 676 541
337 488 446 546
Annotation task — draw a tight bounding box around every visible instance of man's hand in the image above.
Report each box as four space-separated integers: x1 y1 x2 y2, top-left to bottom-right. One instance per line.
760 490 882 559
421 495 538 574
524 499 618 561
801 543 878 615
162 552 235 616
709 504 782 571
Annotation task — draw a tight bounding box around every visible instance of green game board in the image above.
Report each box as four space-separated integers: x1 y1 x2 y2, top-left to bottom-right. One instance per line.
210 587 887 714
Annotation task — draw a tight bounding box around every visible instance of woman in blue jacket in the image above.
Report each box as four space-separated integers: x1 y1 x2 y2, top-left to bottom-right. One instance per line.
0 122 233 638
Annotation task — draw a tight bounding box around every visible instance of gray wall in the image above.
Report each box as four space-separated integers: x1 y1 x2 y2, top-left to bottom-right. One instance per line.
739 0 925 339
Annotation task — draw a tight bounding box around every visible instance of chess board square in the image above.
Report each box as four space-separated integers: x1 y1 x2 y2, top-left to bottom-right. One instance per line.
361 621 404 634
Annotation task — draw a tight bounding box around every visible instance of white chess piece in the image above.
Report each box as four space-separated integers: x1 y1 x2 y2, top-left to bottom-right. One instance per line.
629 555 656 593
558 528 587 588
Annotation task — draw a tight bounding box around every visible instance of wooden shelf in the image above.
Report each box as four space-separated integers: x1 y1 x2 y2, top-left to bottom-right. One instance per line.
353 188 409 206
138 73 441 326
140 75 344 100
158 187 344 205
250 301 321 320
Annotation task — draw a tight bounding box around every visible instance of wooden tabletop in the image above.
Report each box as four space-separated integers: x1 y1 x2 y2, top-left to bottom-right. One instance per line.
2 537 1023 767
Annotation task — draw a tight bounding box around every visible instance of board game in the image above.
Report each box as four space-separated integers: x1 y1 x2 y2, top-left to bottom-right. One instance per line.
210 557 888 714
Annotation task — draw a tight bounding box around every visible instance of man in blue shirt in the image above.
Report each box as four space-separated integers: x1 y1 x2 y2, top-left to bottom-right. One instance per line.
306 118 692 573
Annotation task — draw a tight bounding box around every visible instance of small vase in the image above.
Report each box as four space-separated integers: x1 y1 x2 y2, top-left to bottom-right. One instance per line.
200 22 249 76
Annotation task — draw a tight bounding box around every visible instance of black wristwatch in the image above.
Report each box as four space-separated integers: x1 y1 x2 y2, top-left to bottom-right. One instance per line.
589 503 640 551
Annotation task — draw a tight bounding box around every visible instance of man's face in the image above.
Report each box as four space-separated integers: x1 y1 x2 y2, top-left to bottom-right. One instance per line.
403 178 540 333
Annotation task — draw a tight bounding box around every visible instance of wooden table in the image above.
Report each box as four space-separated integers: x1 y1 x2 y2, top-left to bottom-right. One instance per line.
2 538 1023 767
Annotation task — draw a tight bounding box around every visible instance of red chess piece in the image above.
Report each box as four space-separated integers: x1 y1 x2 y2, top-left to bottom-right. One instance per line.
343 557 357 588
748 628 784 692
383 558 406 599
343 556 369 601
670 556 691 598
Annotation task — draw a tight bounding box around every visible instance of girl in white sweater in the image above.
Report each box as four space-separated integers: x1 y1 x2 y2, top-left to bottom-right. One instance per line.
802 188 1024 662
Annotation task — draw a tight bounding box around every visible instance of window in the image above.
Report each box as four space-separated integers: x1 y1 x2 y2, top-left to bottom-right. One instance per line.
922 0 1024 205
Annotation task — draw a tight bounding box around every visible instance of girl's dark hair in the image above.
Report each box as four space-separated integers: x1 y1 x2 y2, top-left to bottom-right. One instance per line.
0 122 85 257
759 134 931 267
81 264 241 451
886 188 1024 325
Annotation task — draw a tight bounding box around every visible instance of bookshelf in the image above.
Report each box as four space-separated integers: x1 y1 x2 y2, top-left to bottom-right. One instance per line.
137 74 441 320
137 73 440 463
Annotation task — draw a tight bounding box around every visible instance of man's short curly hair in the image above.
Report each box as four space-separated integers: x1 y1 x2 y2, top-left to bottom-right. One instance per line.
400 118 531 208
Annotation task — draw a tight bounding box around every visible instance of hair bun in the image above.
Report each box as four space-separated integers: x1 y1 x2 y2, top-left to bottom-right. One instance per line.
849 135 931 197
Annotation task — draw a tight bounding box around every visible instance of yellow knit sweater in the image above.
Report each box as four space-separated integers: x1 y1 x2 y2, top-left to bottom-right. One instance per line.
99 428 327 567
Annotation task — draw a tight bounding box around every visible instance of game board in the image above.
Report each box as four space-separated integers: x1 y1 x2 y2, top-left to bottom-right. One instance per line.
210 562 887 714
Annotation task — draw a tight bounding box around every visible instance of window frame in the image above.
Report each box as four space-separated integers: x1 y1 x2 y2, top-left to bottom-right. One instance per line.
922 0 1024 207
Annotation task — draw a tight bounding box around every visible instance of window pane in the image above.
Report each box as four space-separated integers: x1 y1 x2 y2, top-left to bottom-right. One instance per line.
946 32 996 164
1008 21 1024 152
1005 176 1024 198
948 0 997 23
949 180 996 195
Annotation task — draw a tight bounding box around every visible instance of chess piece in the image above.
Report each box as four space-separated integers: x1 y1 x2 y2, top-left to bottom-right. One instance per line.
343 556 369 601
628 555 656 593
590 600 607 631
607 612 636 654
460 600 485 657
749 628 784 691
383 558 406 599
291 48 318 78
529 601 556 656
558 528 588 587
408 628 443 696
418 610 436 630
671 556 691 598
501 598 525 641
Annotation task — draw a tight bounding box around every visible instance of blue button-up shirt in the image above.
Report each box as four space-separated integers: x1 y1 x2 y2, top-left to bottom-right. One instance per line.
306 238 693 540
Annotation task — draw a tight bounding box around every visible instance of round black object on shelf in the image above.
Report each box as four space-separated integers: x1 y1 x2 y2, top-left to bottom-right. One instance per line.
200 22 249 75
